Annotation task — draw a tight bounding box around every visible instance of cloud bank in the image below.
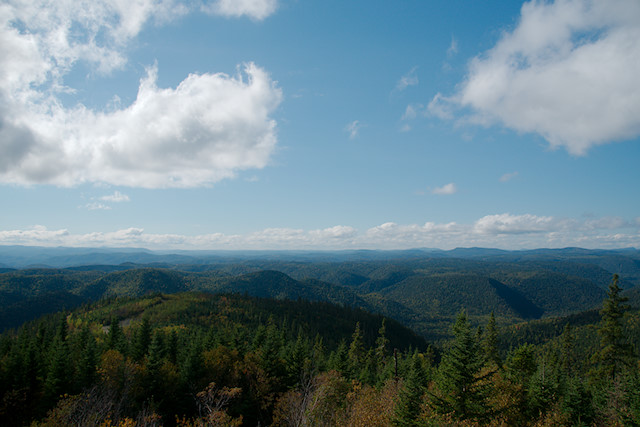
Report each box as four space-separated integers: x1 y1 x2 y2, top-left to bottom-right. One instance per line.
0 0 282 188
2 214 638 250
431 0 640 154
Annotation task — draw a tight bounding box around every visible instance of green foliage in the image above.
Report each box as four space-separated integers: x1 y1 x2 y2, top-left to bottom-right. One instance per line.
429 310 491 422
592 274 635 381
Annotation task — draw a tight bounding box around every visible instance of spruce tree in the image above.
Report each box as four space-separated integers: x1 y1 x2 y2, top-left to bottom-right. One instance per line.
393 352 430 426
347 322 365 379
44 317 72 401
132 317 152 361
106 317 126 354
593 274 633 381
430 310 489 422
76 325 98 389
483 311 501 368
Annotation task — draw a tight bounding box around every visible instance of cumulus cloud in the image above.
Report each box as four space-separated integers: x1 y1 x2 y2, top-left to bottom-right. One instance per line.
203 0 278 21
432 0 640 154
0 0 282 188
473 213 558 235
432 183 457 195
310 226 357 240
395 66 419 92
1 214 638 249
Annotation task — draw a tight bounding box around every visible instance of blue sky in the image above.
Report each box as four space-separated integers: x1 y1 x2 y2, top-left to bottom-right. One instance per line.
1 0 639 250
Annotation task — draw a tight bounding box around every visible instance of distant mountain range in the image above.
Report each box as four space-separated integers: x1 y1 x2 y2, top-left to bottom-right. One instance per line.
1 245 639 341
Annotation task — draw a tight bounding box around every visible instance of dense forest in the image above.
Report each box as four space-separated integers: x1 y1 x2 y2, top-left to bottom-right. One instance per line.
0 247 639 425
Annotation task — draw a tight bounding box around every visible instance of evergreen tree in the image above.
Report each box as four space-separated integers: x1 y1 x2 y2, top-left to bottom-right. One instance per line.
593 274 634 381
393 352 430 427
285 332 310 386
106 317 126 354
76 325 98 389
166 329 178 365
559 323 575 376
561 376 594 426
131 317 151 361
430 310 489 422
347 322 365 379
44 317 72 401
375 318 390 366
483 311 501 368
327 339 349 374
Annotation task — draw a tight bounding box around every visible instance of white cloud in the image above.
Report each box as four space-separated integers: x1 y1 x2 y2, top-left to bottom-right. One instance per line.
395 66 419 92
100 191 130 203
473 213 557 235
431 183 457 195
499 171 519 182
310 226 357 240
0 1 282 188
401 104 421 121
345 120 362 139
85 202 112 211
433 0 640 155
1 215 638 250
426 93 454 120
203 0 278 21
447 36 458 57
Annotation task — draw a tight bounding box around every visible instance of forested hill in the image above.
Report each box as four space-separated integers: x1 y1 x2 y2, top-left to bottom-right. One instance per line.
1 277 639 426
0 292 426 425
1 252 639 341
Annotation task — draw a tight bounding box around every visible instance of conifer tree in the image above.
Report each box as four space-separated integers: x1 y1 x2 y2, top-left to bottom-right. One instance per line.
393 352 430 426
328 339 349 374
483 311 501 368
286 332 310 386
593 274 634 381
348 322 365 379
76 325 98 388
44 317 72 401
106 317 126 354
430 310 489 422
131 317 151 361
375 318 389 366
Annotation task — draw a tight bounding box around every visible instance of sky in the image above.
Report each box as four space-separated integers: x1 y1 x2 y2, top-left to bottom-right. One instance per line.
1 0 639 250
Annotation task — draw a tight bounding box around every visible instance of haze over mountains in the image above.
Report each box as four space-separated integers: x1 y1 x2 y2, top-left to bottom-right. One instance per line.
1 245 639 341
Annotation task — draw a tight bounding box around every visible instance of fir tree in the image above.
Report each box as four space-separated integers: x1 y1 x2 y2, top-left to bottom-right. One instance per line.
106 317 126 354
76 325 98 389
483 311 501 368
44 317 72 401
430 310 489 422
593 274 634 381
393 352 430 426
347 322 365 379
131 317 151 361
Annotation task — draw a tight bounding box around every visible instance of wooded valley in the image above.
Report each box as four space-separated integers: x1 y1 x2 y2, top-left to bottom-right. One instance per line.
0 247 639 425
